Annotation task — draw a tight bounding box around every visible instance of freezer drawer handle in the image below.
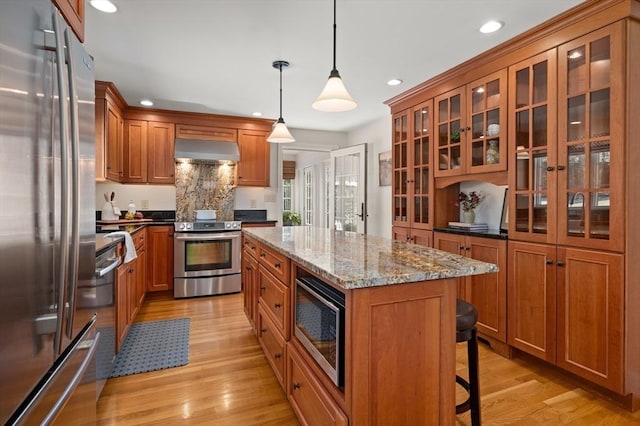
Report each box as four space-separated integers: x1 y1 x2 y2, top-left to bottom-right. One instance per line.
41 330 100 425
96 257 121 277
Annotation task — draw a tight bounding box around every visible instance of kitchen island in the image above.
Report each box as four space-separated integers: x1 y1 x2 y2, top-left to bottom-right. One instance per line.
242 227 497 426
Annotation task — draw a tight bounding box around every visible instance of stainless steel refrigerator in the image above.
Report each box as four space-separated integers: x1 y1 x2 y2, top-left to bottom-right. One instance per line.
1 1 98 424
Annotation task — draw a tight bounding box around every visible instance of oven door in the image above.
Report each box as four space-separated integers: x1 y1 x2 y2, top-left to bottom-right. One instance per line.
174 231 241 278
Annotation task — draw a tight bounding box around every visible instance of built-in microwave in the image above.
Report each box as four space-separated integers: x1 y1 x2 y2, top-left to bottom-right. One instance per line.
294 275 346 388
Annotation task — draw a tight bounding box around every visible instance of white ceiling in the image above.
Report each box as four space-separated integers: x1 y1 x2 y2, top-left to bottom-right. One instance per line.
84 0 584 133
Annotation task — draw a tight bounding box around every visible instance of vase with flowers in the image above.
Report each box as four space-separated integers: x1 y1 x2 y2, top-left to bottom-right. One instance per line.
457 191 483 223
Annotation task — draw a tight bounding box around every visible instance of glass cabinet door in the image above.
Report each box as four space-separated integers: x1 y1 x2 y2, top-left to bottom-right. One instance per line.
392 111 410 227
508 50 557 243
557 24 623 252
411 100 433 230
434 86 465 176
467 69 508 173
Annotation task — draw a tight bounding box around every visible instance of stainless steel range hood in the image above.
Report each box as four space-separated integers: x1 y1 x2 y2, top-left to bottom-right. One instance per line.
174 138 240 162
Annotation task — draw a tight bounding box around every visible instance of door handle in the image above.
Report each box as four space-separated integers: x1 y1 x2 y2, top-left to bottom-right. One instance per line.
356 202 366 220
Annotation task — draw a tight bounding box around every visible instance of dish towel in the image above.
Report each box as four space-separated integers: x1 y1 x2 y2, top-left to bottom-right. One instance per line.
105 231 137 263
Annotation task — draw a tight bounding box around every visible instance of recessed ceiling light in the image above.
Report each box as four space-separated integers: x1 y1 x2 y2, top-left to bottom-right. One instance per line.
387 79 403 86
252 112 263 117
140 99 153 107
479 20 503 34
90 0 118 13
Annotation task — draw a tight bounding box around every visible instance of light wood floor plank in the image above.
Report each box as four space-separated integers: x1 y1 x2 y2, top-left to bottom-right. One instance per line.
99 292 640 425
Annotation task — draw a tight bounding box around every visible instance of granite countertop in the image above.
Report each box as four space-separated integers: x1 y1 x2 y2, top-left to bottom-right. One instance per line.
243 227 498 290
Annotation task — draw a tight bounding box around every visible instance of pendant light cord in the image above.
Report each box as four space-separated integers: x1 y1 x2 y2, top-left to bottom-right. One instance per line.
332 0 337 73
278 63 283 120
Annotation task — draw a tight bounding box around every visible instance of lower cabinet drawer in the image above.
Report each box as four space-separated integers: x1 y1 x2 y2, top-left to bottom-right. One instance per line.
287 345 348 426
259 267 289 338
257 305 286 389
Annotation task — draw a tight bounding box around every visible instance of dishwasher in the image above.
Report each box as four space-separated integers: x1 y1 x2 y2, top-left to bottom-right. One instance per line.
77 245 120 398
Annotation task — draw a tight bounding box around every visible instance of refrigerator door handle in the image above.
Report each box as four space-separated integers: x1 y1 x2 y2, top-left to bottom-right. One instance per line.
42 329 100 425
63 25 81 339
51 9 71 355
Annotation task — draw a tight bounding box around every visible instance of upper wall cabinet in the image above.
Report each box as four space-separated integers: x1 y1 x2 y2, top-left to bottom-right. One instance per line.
123 120 175 184
237 129 270 187
434 69 507 178
52 0 84 42
95 82 126 183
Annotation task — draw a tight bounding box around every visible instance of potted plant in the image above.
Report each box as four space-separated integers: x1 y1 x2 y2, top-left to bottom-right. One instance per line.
457 191 483 223
282 211 302 226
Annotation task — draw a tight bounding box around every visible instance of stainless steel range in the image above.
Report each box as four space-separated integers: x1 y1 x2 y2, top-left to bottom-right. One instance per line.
173 220 242 298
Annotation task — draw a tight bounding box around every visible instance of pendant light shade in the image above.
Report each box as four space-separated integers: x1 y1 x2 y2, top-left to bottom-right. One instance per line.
312 0 357 112
267 60 295 143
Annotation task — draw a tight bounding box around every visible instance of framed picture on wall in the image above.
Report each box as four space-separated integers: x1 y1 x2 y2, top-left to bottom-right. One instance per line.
379 151 391 186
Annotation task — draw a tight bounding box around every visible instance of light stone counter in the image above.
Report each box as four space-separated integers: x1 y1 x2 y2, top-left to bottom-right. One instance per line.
243 226 497 290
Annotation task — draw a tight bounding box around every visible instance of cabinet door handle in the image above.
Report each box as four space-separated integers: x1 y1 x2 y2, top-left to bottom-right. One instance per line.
274 262 281 269
274 303 281 309
293 383 301 390
546 259 553 265
260 328 267 333
260 253 266 258
274 353 281 359
557 261 565 267
546 166 555 172
260 286 266 292
557 165 566 171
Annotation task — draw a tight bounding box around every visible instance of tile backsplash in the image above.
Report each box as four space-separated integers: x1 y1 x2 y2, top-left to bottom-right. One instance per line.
175 162 236 221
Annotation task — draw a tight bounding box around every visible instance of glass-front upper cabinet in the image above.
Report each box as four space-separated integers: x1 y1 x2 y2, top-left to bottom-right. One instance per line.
434 69 507 177
410 100 434 230
392 110 409 227
557 23 623 252
467 69 508 173
508 50 558 244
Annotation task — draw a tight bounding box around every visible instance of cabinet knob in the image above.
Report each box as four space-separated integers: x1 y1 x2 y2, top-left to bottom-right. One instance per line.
465 247 471 251
260 286 266 292
557 165 566 171
274 303 281 309
260 328 267 333
557 261 565 267
274 262 281 269
293 383 301 390
546 166 555 172
260 253 266 258
274 353 281 359
546 259 553 265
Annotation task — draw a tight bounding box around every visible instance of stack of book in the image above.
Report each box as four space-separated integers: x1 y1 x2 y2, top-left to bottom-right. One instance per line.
448 222 489 231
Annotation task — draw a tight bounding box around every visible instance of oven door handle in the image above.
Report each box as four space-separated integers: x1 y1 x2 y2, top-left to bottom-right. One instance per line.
96 257 121 278
175 233 241 241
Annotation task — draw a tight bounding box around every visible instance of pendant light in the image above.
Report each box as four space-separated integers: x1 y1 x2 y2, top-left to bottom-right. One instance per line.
267 60 295 143
312 0 357 112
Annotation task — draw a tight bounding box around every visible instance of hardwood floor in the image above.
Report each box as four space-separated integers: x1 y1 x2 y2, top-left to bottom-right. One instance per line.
98 292 640 425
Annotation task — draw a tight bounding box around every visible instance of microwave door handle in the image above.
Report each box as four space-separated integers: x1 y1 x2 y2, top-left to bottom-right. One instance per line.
63 25 80 339
52 9 70 355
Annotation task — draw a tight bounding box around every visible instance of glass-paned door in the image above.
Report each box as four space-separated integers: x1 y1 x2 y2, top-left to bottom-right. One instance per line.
434 87 465 176
467 69 507 173
330 144 367 233
557 24 623 252
411 101 433 230
303 167 313 226
392 111 409 227
508 49 557 244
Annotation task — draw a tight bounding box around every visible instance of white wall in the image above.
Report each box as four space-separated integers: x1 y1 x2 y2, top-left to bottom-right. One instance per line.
459 181 508 231
96 182 176 211
346 115 392 238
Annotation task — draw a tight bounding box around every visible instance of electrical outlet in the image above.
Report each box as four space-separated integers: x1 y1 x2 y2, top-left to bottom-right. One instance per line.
250 199 257 208
141 199 149 209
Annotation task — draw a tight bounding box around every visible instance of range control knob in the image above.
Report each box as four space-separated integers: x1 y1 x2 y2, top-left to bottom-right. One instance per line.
186 223 193 230
179 223 186 230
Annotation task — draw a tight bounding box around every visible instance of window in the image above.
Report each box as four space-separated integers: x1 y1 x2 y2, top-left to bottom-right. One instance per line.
283 179 293 212
304 167 313 226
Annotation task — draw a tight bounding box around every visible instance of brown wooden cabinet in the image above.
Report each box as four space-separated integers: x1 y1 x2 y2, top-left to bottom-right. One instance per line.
115 263 129 353
258 305 287 389
391 102 435 246
434 69 507 178
146 226 174 292
287 343 348 426
52 0 84 42
95 82 126 182
242 237 260 332
237 129 270 187
508 240 624 392
123 120 175 184
434 232 507 348
147 122 176 184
